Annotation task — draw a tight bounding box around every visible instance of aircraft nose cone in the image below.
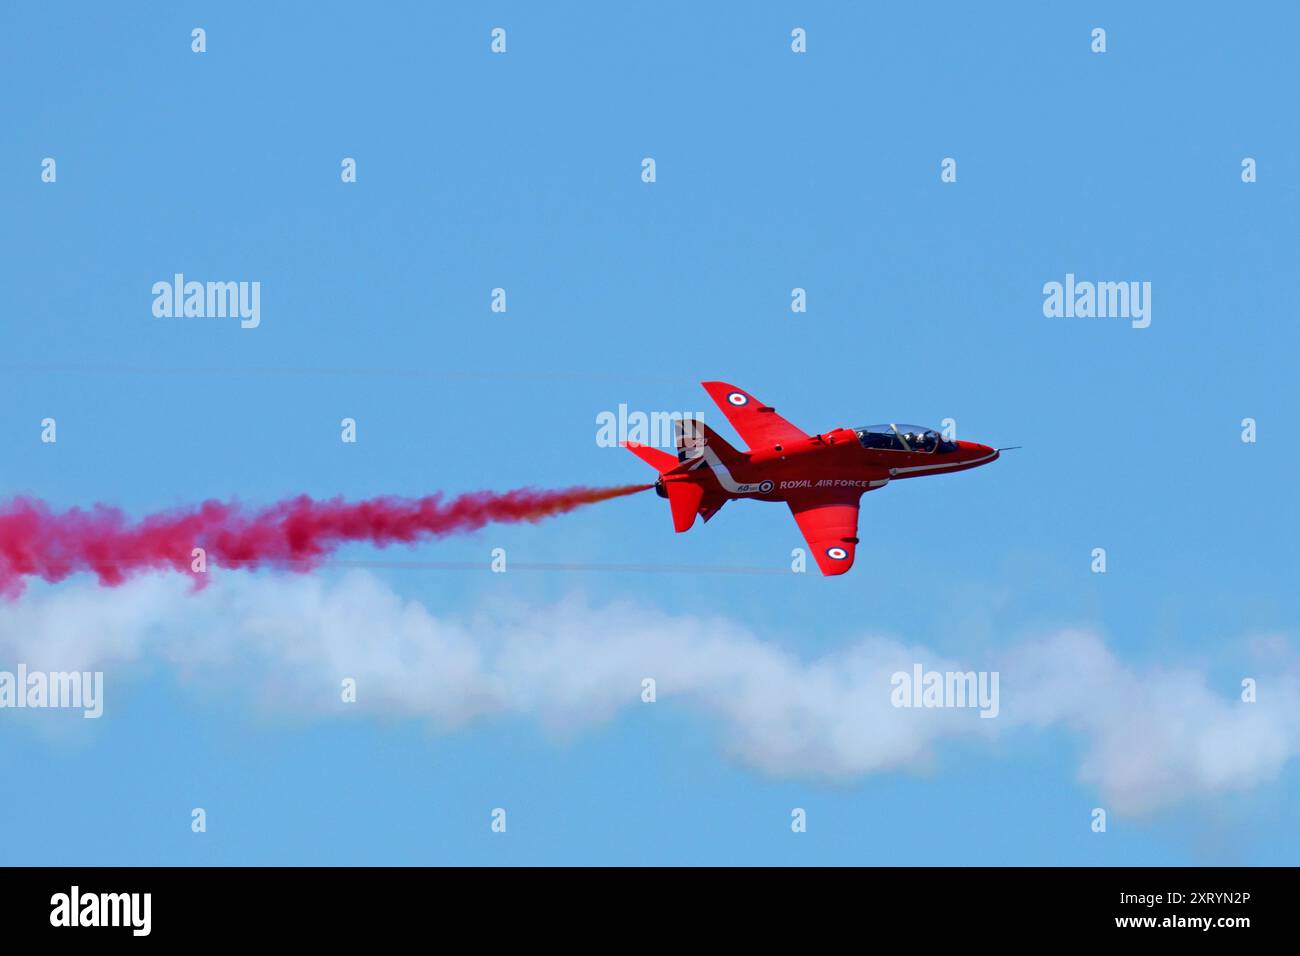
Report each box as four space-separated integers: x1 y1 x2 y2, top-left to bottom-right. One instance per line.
958 441 998 462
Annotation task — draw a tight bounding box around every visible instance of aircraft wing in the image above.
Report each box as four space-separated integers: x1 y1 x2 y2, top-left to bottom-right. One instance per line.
700 381 809 453
786 491 863 576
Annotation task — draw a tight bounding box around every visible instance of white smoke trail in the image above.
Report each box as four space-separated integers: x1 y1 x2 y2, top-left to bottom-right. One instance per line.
1 571 1295 816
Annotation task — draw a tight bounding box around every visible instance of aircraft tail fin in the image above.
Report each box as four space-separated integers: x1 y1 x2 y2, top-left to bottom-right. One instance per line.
623 430 735 533
673 418 744 467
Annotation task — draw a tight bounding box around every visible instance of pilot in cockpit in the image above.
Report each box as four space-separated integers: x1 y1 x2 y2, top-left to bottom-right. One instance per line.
856 424 952 454
912 430 938 453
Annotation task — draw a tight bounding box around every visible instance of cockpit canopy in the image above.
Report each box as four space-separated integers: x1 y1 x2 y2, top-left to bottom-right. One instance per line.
856 423 956 454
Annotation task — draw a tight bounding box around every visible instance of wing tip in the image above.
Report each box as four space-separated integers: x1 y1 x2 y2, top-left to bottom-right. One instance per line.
814 550 857 576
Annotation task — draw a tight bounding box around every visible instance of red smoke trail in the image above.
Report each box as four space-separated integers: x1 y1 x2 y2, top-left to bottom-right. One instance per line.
0 484 652 598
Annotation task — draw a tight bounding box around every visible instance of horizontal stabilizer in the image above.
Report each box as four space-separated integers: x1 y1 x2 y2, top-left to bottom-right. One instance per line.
622 441 679 474
665 481 705 533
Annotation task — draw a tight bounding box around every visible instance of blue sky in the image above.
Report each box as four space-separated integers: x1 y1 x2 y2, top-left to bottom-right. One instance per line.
2 3 1297 865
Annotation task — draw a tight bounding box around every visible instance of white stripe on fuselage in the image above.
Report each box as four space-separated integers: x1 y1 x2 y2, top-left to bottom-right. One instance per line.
691 446 771 495
888 450 999 475
692 447 891 495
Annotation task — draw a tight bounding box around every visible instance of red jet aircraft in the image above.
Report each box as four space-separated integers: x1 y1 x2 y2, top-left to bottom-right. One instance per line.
624 381 1004 576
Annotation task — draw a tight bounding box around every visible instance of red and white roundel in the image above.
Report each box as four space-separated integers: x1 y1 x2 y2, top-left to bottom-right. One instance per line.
726 392 748 406
825 546 849 561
